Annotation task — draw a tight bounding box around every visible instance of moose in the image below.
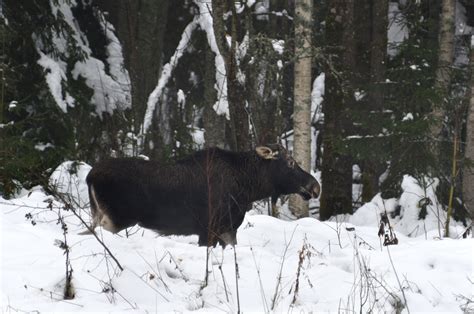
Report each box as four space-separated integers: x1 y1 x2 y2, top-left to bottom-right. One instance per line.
83 144 320 246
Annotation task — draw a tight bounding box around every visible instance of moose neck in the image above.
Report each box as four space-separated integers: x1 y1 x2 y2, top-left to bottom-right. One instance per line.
239 152 276 203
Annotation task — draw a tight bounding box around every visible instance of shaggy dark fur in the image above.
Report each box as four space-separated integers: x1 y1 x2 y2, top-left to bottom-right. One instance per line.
85 144 320 246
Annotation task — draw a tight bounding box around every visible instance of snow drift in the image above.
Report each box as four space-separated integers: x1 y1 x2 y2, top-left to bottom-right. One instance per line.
1 163 472 313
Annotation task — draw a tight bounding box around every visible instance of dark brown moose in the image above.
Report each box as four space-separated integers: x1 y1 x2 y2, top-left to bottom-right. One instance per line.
83 144 320 246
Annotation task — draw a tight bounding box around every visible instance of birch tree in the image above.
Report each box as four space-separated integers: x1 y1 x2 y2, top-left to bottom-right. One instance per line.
431 0 456 139
288 0 313 218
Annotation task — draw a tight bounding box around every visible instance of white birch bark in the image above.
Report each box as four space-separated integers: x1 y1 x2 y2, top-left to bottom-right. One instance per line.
431 0 456 138
289 0 313 218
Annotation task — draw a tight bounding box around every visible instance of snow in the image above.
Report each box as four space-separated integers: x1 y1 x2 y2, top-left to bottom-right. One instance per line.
100 14 131 95
237 33 249 64
397 176 449 238
72 57 129 114
246 0 257 8
0 121 14 129
402 112 414 121
354 90 366 101
191 128 205 149
49 161 91 209
177 89 186 108
1 166 472 313
276 59 283 69
8 101 17 110
34 142 54 151
311 73 325 123
350 175 466 239
387 2 408 58
271 39 284 55
255 1 269 21
225 34 232 48
36 51 75 113
35 0 131 116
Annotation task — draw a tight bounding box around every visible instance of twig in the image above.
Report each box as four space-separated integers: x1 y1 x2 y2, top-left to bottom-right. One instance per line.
271 226 297 310
127 268 170 302
386 246 410 314
323 217 344 249
136 251 171 293
291 241 307 305
24 285 83 307
250 245 269 312
47 185 124 272
164 250 189 282
233 246 241 314
57 205 74 299
455 293 474 312
217 255 230 302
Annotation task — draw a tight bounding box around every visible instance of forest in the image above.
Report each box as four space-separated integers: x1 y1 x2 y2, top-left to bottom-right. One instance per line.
1 0 474 313
2 0 474 222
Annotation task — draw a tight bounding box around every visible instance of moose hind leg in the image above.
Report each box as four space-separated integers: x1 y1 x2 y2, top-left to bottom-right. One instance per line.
79 184 102 235
99 213 121 233
81 184 120 234
198 230 210 246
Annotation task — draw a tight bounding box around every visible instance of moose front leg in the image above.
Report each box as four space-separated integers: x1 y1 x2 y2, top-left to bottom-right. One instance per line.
198 229 220 247
217 202 249 247
218 230 237 247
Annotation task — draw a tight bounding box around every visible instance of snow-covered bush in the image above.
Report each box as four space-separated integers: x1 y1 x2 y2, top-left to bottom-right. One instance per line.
351 175 468 238
49 161 91 208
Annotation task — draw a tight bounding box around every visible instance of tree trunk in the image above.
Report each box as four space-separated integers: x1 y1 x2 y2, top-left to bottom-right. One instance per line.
319 0 354 221
245 7 281 146
95 0 169 155
212 0 249 151
431 0 456 138
203 43 226 149
353 0 372 203
463 41 474 220
361 0 389 202
288 0 313 218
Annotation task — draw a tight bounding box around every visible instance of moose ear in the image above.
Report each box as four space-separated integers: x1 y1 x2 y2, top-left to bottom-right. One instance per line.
256 146 278 160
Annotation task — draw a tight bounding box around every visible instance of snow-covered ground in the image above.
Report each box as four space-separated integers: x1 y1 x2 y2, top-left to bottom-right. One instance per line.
1 163 473 313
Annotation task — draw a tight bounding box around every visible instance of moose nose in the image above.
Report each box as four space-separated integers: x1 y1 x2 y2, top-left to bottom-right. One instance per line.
310 181 320 198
